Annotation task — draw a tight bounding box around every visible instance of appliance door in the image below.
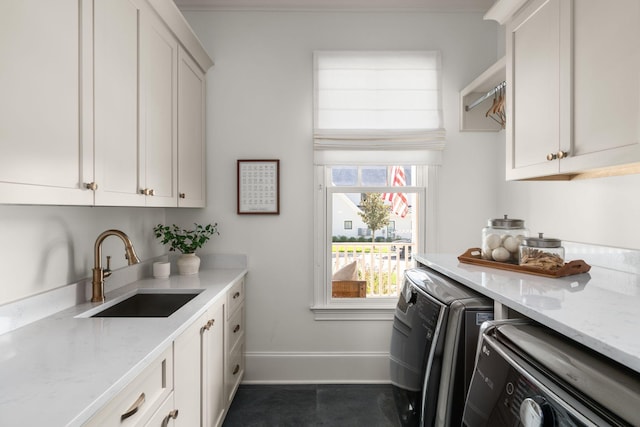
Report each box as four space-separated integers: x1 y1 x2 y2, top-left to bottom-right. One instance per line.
390 277 447 426
462 333 616 427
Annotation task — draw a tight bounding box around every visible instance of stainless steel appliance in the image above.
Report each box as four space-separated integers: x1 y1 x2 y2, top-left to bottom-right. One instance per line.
463 321 640 426
390 267 493 426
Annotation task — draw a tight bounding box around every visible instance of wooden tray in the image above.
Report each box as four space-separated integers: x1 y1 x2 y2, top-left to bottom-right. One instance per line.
458 248 591 278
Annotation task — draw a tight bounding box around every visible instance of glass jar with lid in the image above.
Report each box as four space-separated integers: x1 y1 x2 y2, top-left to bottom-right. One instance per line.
519 233 565 270
481 215 528 262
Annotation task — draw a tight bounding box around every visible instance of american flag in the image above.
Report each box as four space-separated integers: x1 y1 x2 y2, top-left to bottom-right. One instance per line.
383 166 409 218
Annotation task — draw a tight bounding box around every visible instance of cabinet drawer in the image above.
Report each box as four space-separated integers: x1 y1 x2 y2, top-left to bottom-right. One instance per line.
143 393 177 427
227 304 244 352
225 343 244 404
86 346 173 427
226 278 245 319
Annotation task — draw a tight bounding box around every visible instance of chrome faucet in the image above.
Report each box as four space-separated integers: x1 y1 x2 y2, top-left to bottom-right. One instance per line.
91 229 141 302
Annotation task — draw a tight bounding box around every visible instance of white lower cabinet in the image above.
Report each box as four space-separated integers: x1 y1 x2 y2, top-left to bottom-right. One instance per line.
173 311 207 426
225 278 246 405
85 347 174 426
173 300 225 427
87 281 245 427
202 301 226 427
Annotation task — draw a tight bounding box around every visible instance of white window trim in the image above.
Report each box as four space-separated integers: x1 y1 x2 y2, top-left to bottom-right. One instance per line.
311 164 439 321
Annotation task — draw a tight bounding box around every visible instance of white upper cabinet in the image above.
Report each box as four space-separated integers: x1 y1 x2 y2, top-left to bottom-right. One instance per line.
505 0 570 180
565 0 640 175
178 48 207 208
0 0 93 205
0 0 213 206
93 0 144 206
140 9 179 207
502 0 640 180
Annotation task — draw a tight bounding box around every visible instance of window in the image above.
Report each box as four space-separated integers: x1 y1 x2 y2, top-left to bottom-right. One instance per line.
312 51 443 320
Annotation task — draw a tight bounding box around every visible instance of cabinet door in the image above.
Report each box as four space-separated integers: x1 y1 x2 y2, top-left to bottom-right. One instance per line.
178 49 207 207
140 11 178 207
0 0 93 205
174 312 206 427
506 0 571 180
94 0 144 206
563 0 640 173
203 301 225 427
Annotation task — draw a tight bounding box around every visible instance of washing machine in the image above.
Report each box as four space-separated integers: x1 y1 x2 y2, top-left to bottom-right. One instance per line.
463 320 640 426
390 267 494 426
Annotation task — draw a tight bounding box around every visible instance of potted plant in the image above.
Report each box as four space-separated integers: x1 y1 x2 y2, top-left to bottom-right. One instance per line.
153 223 219 275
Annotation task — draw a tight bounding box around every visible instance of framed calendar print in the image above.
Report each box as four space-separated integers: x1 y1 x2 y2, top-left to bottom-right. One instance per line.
237 159 280 214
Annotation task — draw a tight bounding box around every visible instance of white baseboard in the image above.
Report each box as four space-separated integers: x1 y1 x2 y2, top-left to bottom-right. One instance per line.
243 351 392 384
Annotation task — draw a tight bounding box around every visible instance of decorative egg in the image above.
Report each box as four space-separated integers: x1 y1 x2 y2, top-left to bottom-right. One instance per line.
503 236 520 253
492 247 511 262
485 233 501 250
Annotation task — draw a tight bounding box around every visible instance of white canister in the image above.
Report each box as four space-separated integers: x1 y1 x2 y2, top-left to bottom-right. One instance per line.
153 261 171 279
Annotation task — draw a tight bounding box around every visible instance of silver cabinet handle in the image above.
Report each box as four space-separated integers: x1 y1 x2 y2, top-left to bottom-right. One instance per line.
85 182 98 191
121 392 145 421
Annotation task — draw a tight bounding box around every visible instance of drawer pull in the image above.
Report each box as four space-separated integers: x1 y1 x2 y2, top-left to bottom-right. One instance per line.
232 364 240 375
233 324 241 333
233 291 241 299
161 409 179 427
200 319 215 333
121 392 145 421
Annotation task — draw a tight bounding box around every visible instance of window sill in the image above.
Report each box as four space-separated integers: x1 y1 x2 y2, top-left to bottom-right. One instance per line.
310 305 395 321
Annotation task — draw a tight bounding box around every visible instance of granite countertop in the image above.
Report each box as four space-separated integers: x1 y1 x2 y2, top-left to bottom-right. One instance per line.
0 267 247 427
414 252 640 375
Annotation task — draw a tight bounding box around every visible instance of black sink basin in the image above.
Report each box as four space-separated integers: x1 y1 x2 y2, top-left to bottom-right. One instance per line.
91 292 201 318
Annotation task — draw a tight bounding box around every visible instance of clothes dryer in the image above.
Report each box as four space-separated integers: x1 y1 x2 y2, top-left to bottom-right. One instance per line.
463 320 640 426
390 267 493 426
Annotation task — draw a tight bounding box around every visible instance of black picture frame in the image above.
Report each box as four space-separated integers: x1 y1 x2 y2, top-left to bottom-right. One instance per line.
237 159 280 215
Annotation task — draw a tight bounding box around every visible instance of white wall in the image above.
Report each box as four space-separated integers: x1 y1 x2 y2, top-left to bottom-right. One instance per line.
498 158 640 249
173 9 500 382
0 205 165 305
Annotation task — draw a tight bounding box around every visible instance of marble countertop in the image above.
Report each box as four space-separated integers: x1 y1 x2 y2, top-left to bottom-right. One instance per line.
0 267 247 427
414 252 640 374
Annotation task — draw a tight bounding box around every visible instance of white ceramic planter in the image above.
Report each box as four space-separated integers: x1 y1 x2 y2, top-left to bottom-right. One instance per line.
177 253 200 275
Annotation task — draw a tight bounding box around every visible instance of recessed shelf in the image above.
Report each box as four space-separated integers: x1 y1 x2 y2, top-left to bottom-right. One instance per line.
460 56 506 132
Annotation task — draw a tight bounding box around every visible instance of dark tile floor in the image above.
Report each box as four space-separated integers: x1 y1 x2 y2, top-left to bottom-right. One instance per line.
222 384 402 427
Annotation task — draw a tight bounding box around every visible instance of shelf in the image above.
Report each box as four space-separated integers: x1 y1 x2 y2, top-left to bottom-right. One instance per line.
459 56 506 132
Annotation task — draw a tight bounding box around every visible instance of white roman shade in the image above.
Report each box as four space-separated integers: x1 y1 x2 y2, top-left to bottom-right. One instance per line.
313 51 445 152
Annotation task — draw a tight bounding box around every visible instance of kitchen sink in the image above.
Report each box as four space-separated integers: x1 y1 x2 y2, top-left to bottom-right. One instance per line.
77 289 203 318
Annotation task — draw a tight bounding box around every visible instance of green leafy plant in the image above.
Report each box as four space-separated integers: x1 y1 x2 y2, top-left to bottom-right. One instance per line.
153 223 219 254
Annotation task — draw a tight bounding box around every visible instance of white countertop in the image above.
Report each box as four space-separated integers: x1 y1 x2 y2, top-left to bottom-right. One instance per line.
414 252 640 374
0 267 247 427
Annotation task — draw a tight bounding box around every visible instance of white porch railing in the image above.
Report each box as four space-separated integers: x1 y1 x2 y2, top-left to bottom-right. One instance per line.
331 242 415 297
